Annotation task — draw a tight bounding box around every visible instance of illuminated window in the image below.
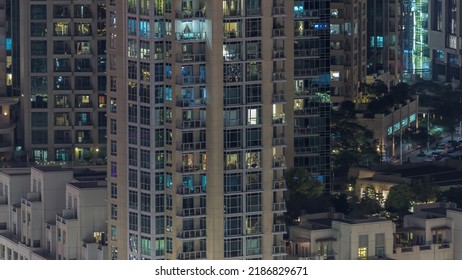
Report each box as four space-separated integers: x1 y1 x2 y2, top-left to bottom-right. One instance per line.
358 235 368 259
330 71 340 81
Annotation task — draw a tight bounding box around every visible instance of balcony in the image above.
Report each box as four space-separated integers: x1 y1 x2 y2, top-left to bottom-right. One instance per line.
176 97 207 107
176 53 206 63
223 9 242 17
272 6 285 16
177 228 206 239
273 224 287 233
273 201 286 212
272 158 286 168
272 93 286 103
175 75 206 85
176 32 207 41
272 137 286 146
178 250 206 260
176 119 206 129
176 141 206 151
272 28 285 38
272 114 285 125
272 49 285 59
272 71 285 81
224 31 242 39
177 207 206 217
225 162 241 171
273 179 287 190
273 245 287 255
176 185 206 196
177 164 206 173
175 9 206 19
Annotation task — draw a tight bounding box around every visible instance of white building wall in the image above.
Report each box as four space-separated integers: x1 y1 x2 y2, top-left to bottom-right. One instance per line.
447 209 462 260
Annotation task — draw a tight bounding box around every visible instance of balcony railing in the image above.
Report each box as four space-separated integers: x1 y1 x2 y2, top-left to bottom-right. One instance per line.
223 9 242 17
272 49 285 59
176 120 206 129
272 115 285 124
178 251 206 260
175 9 206 19
224 31 242 39
273 224 287 233
177 207 206 217
273 179 287 190
175 75 206 85
272 71 285 81
176 53 206 63
176 97 207 107
272 28 285 37
177 228 207 239
273 201 286 211
272 6 285 15
272 137 286 146
273 245 287 254
176 141 206 151
272 93 286 103
175 32 207 41
176 185 206 195
177 164 206 173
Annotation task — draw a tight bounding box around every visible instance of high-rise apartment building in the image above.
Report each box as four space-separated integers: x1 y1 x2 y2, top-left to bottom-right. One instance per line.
107 0 330 260
0 0 19 161
366 0 402 87
330 0 367 103
428 0 462 87
18 1 107 164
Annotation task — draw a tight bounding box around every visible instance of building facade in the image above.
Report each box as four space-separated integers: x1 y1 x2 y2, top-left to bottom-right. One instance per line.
366 0 402 87
330 0 367 103
0 166 107 260
287 204 462 260
402 0 431 82
0 0 19 161
428 0 462 87
107 0 330 260
18 1 107 164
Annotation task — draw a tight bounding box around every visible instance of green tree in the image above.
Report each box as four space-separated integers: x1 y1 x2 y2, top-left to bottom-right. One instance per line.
409 176 439 204
347 186 383 218
385 184 413 214
285 168 324 197
331 119 380 177
284 168 326 221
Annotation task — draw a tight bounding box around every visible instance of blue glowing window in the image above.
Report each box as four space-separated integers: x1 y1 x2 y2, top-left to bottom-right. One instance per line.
6 38 11 51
